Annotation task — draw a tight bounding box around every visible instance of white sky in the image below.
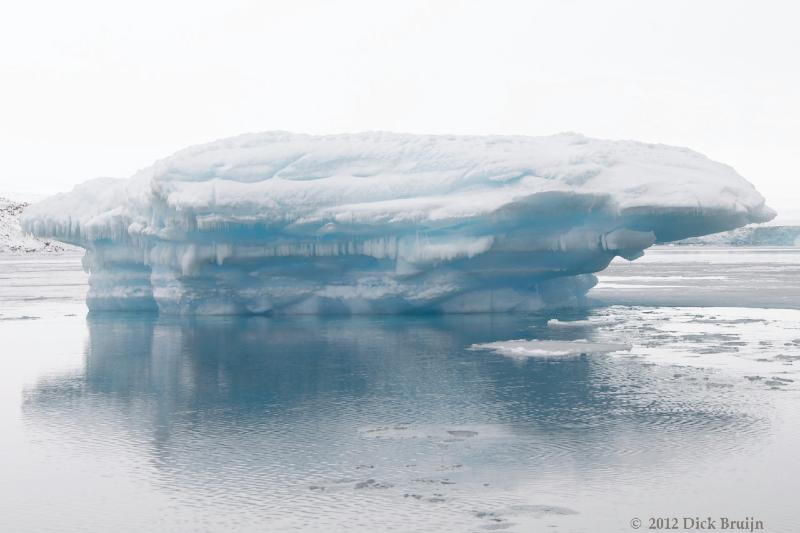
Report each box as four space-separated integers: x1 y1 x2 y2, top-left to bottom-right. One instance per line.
1 0 798 213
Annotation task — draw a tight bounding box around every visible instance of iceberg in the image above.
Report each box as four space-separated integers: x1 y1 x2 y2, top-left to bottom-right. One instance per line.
22 132 774 314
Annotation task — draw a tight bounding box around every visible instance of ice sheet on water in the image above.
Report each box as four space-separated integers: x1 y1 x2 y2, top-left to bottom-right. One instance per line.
21 132 773 314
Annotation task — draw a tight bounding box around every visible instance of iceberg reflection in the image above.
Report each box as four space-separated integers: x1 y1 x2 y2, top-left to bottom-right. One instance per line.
22 313 770 532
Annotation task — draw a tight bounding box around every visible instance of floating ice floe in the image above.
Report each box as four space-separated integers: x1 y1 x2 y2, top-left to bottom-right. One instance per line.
21 132 773 314
545 318 618 328
469 339 632 359
546 319 595 328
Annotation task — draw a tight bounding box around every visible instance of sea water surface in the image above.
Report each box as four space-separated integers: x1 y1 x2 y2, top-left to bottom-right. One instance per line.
0 248 798 532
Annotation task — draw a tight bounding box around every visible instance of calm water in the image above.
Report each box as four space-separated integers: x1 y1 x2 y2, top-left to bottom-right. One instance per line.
1 249 798 532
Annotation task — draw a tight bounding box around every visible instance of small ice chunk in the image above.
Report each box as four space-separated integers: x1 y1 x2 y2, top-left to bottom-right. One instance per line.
546 318 616 328
547 318 593 328
470 339 631 359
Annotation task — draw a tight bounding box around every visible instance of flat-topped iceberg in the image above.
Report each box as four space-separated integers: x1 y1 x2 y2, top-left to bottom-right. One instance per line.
22 132 773 314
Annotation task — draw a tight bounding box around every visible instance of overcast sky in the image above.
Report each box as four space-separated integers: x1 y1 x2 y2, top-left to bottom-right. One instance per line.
1 0 798 213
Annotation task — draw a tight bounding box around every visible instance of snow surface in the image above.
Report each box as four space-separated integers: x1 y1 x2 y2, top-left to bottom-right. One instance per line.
22 131 774 314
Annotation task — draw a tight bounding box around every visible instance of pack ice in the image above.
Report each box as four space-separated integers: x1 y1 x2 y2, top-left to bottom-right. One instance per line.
22 132 774 314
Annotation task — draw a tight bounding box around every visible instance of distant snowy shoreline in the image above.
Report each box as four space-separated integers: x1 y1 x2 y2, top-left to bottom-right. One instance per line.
0 197 78 254
673 224 800 246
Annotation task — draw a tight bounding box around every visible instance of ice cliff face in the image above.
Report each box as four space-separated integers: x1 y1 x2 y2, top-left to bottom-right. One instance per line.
22 132 774 314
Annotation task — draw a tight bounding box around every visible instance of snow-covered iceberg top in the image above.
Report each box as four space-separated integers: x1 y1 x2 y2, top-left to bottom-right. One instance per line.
22 132 773 314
